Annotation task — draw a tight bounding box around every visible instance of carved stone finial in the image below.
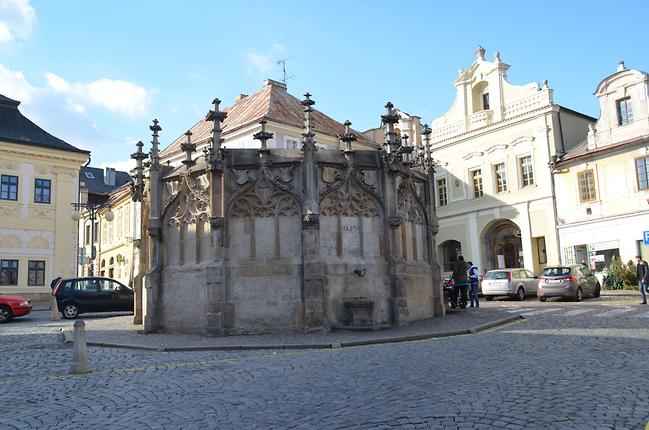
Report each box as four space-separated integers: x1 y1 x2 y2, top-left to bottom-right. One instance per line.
338 119 357 153
381 102 400 153
180 130 196 168
149 118 161 170
494 51 501 63
253 119 274 151
542 79 549 89
130 140 149 202
476 45 485 61
302 92 316 151
401 133 409 147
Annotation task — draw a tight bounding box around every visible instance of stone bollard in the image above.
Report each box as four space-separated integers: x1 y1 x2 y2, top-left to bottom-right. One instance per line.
50 295 60 321
69 320 92 374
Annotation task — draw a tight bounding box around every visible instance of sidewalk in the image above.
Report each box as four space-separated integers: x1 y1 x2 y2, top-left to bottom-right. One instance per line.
600 289 639 297
62 307 522 352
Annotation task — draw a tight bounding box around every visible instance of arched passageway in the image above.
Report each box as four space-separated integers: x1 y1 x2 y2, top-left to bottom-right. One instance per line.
482 219 523 270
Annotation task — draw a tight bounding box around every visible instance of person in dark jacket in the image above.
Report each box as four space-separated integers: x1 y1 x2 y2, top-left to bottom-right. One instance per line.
636 256 649 304
468 261 479 308
452 256 470 309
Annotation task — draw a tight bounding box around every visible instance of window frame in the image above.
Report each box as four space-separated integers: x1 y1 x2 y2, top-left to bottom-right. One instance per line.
493 162 508 193
0 259 19 286
616 97 634 126
0 174 19 201
635 156 649 192
470 168 484 198
519 155 535 188
482 93 490 110
437 177 448 207
27 260 46 286
34 178 51 204
577 169 597 203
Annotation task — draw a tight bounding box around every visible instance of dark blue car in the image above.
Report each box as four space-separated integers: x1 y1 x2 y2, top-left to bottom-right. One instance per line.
53 277 134 319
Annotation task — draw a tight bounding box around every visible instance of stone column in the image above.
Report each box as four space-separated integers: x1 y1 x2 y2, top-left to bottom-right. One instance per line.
143 120 163 333
300 93 326 332
204 99 229 335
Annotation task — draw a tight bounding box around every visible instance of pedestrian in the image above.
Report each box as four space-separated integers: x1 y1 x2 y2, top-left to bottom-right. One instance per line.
468 261 479 308
580 257 587 266
636 255 649 305
452 256 470 309
50 273 62 290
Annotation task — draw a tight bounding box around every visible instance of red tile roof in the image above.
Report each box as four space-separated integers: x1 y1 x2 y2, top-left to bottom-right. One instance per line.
161 80 375 157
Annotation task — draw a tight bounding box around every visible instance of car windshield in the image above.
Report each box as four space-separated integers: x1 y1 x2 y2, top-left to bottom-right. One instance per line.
441 273 452 280
485 271 509 280
542 267 571 276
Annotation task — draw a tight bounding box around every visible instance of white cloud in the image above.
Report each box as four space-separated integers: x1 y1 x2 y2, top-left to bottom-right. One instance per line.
0 63 36 101
246 43 289 78
100 158 135 174
0 0 36 46
45 72 156 118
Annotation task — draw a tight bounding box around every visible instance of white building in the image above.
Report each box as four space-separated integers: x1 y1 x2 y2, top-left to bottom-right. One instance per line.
428 48 594 275
554 62 649 271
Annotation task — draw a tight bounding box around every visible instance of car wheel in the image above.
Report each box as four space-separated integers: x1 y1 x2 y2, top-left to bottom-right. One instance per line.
538 297 547 302
575 287 583 302
594 283 601 298
0 305 12 323
516 287 525 301
485 296 494 301
62 303 79 319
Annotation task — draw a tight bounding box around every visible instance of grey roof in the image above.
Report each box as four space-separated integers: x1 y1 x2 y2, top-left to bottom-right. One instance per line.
80 166 131 195
0 94 89 154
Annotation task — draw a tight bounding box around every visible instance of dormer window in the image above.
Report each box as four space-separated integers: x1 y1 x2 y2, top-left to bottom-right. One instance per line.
482 93 490 110
616 97 634 125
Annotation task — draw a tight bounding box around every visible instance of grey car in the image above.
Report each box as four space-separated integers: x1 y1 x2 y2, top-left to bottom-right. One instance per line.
537 265 601 302
482 268 539 301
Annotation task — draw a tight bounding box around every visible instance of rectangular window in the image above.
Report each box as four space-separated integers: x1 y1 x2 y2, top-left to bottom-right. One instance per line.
28 260 45 286
116 209 122 239
101 221 106 245
93 222 99 243
85 224 91 246
0 175 18 200
494 162 507 193
34 178 51 203
520 156 534 187
285 138 300 150
471 169 483 198
437 178 447 206
482 93 490 110
0 259 18 285
578 170 597 203
616 97 634 125
636 157 649 191
125 206 130 234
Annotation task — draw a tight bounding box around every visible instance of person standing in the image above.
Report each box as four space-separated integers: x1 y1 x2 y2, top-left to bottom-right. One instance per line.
636 256 649 305
468 261 479 308
452 256 470 309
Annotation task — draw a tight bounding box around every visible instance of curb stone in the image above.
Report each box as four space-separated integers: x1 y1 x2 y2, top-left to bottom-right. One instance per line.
62 315 525 352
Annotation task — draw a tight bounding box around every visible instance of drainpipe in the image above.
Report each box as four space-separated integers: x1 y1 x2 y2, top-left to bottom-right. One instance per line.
548 114 563 264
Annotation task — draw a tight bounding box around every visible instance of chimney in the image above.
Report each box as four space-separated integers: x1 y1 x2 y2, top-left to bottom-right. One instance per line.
235 94 248 102
103 167 115 186
263 79 287 90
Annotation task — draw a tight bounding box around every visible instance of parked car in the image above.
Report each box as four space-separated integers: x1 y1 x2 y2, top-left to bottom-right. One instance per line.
482 268 539 301
441 271 454 293
537 265 600 302
0 293 32 323
53 277 134 319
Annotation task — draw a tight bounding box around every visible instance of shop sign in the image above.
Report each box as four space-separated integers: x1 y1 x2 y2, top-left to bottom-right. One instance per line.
589 241 619 252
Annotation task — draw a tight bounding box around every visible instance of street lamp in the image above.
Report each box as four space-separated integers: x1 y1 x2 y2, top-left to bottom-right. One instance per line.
71 202 114 276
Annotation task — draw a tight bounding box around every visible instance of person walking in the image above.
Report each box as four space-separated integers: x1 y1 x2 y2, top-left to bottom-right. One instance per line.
452 256 470 309
636 255 649 304
468 261 479 308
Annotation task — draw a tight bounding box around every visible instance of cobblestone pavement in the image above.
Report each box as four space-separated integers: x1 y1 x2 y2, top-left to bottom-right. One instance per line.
2 296 648 429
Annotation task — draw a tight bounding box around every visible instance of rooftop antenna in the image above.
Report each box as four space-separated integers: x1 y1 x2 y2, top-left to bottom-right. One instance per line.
277 58 296 84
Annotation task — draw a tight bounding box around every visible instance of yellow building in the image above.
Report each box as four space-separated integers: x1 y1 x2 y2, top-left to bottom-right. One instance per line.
554 62 649 270
0 94 89 300
428 48 594 275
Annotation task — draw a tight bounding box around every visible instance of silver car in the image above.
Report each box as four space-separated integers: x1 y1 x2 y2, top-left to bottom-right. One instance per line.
537 265 600 302
482 268 539 301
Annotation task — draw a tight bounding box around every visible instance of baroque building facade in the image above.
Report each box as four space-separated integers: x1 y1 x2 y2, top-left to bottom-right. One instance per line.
0 94 89 300
429 48 594 275
553 62 649 270
132 86 443 335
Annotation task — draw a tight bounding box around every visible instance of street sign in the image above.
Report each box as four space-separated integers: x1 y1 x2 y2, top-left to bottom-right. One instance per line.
644 231 649 245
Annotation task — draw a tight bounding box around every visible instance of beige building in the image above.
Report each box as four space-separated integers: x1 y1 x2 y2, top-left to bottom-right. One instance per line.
553 62 649 270
0 94 89 300
428 48 594 275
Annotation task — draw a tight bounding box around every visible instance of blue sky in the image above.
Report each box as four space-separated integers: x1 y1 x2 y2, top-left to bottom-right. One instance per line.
1 0 647 170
